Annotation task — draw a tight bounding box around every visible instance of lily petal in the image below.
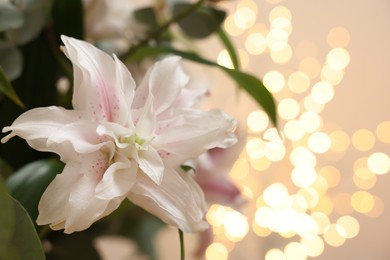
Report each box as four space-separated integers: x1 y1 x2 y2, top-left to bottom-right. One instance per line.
61 35 136 125
154 109 237 164
133 57 189 114
138 146 164 185
95 155 137 199
37 161 81 229
127 167 208 233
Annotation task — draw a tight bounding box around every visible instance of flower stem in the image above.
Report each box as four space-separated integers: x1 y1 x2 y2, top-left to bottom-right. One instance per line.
125 0 205 59
178 229 185 260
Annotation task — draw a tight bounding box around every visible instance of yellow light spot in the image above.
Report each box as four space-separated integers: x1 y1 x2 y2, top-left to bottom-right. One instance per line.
299 112 322 133
353 167 376 189
295 40 318 60
245 33 267 55
267 29 289 51
288 194 309 212
247 110 269 133
311 212 330 234
278 98 300 120
252 221 272 237
206 243 228 260
351 129 375 151
270 44 293 64
223 210 249 242
250 156 271 171
265 142 286 161
291 166 318 188
323 224 346 247
284 120 305 141
332 193 353 215
311 175 329 197
224 15 244 36
329 130 350 153
301 235 324 257
307 132 331 154
366 196 384 218
265 248 286 260
206 204 224 226
256 195 266 208
303 96 325 113
263 183 289 208
288 71 310 94
217 50 234 69
299 57 321 79
246 137 265 159
351 191 375 213
298 187 319 208
271 17 291 30
284 242 307 260
269 6 292 22
241 185 254 199
353 157 368 171
229 156 249 180
367 152 390 175
376 121 390 143
234 6 257 30
255 206 274 228
318 166 341 188
326 48 350 71
311 81 335 104
337 216 360 239
310 196 333 215
320 65 344 85
327 26 350 48
263 70 285 93
290 146 317 168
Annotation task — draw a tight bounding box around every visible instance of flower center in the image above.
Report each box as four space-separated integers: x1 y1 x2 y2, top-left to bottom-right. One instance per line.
120 134 147 151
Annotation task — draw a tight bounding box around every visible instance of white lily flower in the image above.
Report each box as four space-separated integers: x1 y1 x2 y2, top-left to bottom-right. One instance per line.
1 35 237 234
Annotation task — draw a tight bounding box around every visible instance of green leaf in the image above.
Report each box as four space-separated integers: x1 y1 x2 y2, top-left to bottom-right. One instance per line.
0 43 23 80
51 0 84 42
133 7 159 33
173 3 226 38
0 177 45 260
127 46 277 127
0 65 25 109
6 159 64 222
0 177 15 254
217 28 240 69
0 157 13 179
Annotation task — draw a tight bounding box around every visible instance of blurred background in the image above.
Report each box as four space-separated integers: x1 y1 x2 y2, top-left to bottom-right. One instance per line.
139 0 390 259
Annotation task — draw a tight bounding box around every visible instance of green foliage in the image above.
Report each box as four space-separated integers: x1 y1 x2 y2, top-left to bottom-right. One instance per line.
0 66 25 109
0 177 45 260
174 3 226 38
133 7 159 33
6 159 64 222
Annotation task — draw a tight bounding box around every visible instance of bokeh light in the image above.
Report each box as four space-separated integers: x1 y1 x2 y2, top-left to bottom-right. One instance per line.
367 152 390 175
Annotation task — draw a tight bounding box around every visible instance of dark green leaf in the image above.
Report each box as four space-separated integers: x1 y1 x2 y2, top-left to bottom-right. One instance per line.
9 197 45 260
0 177 15 252
0 2 23 31
173 3 226 38
127 46 278 127
0 65 25 108
0 157 13 179
0 177 45 260
133 7 159 33
51 0 84 42
6 159 64 221
181 165 195 173
217 28 240 69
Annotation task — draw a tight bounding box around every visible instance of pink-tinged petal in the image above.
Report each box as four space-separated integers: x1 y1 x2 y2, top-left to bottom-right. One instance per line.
133 57 189 114
134 95 156 140
138 146 164 185
61 35 136 125
153 109 237 165
95 155 137 199
37 161 81 228
1 106 82 154
127 167 208 233
64 151 123 233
